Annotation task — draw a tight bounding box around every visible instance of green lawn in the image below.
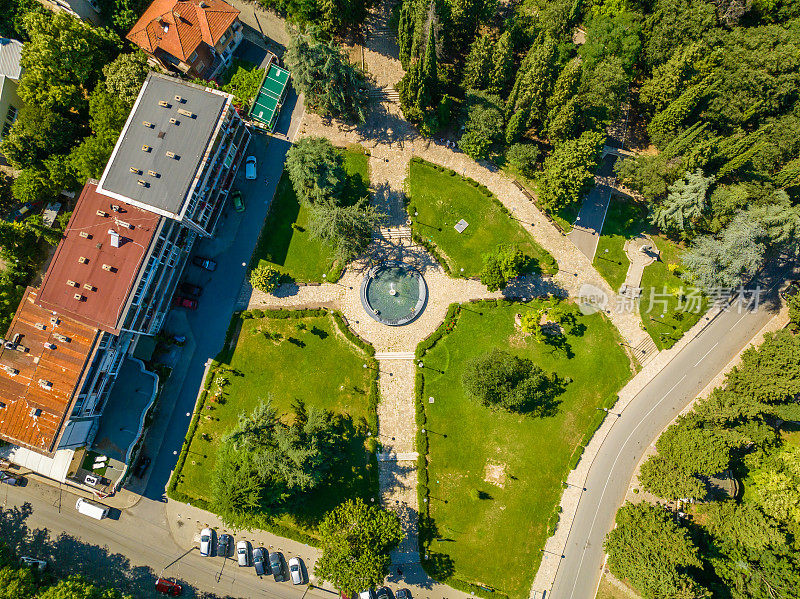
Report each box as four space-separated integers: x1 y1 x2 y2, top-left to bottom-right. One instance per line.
251 145 370 283
418 301 633 598
593 198 648 292
172 311 377 539
639 236 708 350
407 158 558 277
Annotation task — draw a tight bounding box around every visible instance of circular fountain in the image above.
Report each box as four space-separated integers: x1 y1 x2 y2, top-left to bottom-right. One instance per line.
360 261 428 326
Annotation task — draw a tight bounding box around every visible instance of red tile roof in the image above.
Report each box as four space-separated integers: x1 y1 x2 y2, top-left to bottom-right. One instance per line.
0 288 99 455
126 0 239 62
37 182 161 334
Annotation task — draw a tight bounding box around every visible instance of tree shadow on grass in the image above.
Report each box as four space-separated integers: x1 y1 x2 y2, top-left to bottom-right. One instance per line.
0 503 230 599
503 275 568 300
279 414 375 531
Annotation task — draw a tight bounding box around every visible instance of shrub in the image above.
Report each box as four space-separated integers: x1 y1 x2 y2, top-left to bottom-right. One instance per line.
506 143 541 178
250 264 282 294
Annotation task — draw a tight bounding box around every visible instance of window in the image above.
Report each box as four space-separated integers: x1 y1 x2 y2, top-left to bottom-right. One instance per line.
2 105 17 138
188 50 198 63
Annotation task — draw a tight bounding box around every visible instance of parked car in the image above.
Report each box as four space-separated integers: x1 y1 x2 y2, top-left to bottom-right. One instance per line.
245 156 257 180
199 528 213 557
376 587 391 599
252 547 266 576
217 534 232 558
269 551 286 582
179 282 203 297
288 556 303 585
236 540 250 567
192 256 217 271
0 472 20 485
780 280 800 301
132 455 151 478
19 556 46 571
155 578 182 596
395 590 412 599
358 590 376 599
231 190 245 212
173 295 198 310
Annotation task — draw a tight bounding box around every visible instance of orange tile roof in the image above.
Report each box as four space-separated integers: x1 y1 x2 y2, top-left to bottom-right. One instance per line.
37 182 161 335
126 0 239 62
0 288 99 455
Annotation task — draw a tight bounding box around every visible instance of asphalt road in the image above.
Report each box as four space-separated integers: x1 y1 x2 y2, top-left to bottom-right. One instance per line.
1 479 322 599
566 155 616 261
548 272 787 599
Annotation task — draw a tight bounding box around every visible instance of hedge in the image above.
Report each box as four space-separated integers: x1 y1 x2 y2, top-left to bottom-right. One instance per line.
411 230 453 275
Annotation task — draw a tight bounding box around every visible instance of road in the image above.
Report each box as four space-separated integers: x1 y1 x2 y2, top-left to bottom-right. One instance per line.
1 478 325 599
566 154 616 261
548 270 787 599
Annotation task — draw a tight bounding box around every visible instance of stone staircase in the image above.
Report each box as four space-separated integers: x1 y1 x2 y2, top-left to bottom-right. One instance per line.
632 335 660 367
368 86 401 103
375 351 415 360
377 225 412 240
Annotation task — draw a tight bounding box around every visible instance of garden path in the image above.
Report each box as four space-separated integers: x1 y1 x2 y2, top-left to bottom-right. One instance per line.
247 0 654 588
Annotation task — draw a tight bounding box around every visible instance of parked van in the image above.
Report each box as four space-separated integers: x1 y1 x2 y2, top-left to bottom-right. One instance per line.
75 497 109 520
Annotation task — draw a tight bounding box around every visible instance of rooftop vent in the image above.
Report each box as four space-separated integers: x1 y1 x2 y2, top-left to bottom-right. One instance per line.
96 210 108 217
102 264 113 272
165 151 177 159
111 205 120 212
174 94 184 102
44 342 56 350
169 118 179 125
78 256 88 264
49 317 59 326
73 293 84 301
37 380 52 391
34 322 45 331
158 100 170 108
141 145 151 153
0 401 5 408
79 231 91 239
130 167 142 174
109 229 120 248
177 108 194 118
66 279 79 287
115 220 132 229
30 407 43 416
4 366 18 377
143 120 154 128
199 1 208 7
83 283 95 291
148 170 159 177
137 179 149 187
53 333 69 343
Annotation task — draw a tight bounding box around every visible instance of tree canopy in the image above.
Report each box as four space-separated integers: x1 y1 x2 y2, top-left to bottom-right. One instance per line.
314 498 404 596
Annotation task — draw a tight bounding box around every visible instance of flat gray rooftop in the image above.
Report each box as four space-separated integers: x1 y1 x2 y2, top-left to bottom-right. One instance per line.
97 73 228 218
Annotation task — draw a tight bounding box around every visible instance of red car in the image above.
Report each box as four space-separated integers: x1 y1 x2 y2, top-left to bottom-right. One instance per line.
155 578 182 596
173 295 198 310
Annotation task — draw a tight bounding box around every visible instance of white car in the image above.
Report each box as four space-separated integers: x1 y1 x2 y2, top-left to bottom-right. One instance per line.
288 556 303 584
236 540 250 567
245 156 257 180
199 528 213 556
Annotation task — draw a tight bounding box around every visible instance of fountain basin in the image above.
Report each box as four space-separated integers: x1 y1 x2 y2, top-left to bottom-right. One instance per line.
360 261 427 326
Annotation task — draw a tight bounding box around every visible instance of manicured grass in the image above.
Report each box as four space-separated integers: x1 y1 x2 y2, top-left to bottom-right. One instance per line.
593 198 648 292
172 312 376 540
418 301 632 598
407 158 558 277
596 575 639 599
639 236 708 350
251 145 370 283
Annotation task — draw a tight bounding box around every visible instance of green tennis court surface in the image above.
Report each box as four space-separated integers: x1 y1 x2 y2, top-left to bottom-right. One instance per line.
249 63 290 130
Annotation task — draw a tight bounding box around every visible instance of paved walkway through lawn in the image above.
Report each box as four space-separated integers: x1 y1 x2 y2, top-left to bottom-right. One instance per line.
246 0 656 593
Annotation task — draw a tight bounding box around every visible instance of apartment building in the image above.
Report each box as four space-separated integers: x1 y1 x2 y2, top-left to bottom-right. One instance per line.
0 73 250 483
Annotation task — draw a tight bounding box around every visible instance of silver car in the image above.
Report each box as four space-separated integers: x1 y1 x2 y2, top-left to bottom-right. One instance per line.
199 528 213 557
253 547 266 576
236 540 250 567
288 556 303 584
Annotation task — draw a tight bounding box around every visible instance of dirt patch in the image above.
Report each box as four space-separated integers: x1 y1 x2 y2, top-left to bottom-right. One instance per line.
484 462 507 488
